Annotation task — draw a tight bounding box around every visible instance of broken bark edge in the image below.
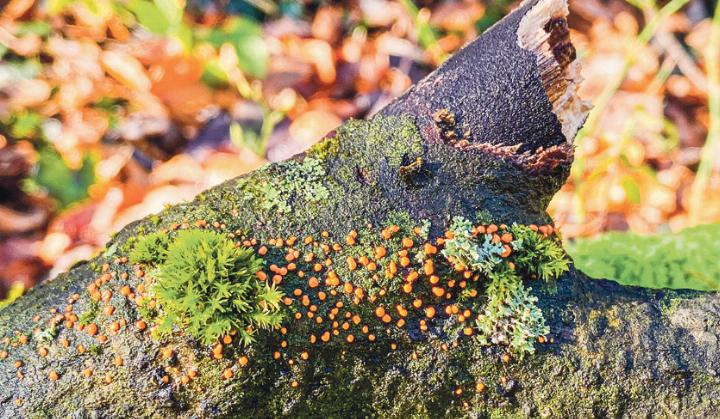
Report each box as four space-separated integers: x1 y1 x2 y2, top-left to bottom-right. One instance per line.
517 0 591 142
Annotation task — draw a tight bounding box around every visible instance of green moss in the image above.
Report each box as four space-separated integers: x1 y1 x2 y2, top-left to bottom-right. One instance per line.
335 115 424 171
306 135 340 160
510 224 569 281
77 301 99 326
659 296 683 316
132 229 285 345
128 231 170 265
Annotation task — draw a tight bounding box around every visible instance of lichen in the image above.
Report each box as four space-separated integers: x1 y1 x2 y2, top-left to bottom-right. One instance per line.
442 216 504 274
237 157 330 216
439 217 568 355
475 270 548 355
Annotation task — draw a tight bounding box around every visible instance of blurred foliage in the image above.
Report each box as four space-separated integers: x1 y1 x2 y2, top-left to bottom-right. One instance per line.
201 16 268 78
2 110 43 139
568 224 720 291
24 147 97 209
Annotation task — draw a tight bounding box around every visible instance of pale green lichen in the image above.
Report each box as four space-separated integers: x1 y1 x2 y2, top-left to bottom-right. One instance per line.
238 157 330 215
475 270 548 355
439 216 569 355
442 216 504 274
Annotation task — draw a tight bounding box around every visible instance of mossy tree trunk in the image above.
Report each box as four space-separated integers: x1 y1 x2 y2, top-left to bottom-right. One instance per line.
1 0 719 417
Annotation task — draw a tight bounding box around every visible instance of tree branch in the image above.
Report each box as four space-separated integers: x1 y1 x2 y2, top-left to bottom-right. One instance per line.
1 1 718 417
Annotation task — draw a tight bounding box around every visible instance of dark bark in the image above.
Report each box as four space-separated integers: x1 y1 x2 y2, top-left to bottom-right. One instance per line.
1 1 719 417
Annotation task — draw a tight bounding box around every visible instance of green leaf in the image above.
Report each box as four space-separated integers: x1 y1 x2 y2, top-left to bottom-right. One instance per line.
204 17 268 78
0 283 25 310
3 110 44 139
154 0 183 28
16 21 52 37
47 0 74 15
568 224 720 291
26 146 97 209
126 0 171 34
621 177 642 204
201 59 230 88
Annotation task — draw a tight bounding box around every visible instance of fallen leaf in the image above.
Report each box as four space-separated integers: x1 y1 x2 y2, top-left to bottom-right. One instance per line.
101 50 152 91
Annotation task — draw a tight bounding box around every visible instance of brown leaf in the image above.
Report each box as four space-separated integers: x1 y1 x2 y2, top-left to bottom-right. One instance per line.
101 50 152 92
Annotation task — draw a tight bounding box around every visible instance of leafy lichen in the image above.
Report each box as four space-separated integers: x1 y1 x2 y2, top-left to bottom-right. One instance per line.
475 270 548 355
440 217 569 355
442 216 504 274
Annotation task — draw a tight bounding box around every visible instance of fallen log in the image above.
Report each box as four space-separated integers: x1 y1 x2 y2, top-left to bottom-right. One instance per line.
1 0 719 417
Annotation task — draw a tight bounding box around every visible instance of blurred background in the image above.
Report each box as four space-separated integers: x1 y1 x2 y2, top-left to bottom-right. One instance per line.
0 0 719 300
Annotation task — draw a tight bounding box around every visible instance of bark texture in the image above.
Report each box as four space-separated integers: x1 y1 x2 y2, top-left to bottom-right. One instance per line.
1 0 719 418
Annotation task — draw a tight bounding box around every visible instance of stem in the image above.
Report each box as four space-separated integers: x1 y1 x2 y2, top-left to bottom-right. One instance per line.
688 1 720 225
398 0 448 64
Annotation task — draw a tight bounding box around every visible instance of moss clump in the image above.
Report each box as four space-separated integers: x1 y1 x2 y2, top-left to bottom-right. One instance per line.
510 224 569 281
306 135 340 160
132 229 285 345
337 116 424 170
128 231 170 265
